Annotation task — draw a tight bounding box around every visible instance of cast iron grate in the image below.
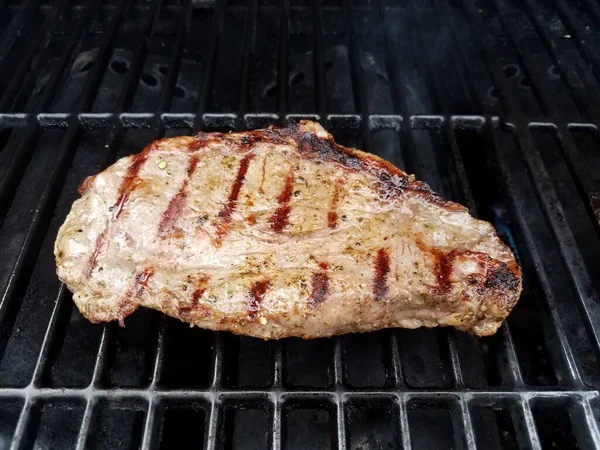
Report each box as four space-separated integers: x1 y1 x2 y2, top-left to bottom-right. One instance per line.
0 0 600 448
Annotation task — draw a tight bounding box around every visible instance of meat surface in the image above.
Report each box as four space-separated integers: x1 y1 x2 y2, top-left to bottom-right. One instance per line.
54 121 522 338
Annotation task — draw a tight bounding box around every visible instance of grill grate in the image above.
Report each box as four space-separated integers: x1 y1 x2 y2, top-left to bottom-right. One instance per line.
0 0 600 448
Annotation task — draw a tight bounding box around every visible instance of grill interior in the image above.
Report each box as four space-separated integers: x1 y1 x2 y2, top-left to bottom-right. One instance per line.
1 0 600 448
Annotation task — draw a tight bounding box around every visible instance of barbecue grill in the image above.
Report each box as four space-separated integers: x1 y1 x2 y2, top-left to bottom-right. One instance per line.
0 0 599 448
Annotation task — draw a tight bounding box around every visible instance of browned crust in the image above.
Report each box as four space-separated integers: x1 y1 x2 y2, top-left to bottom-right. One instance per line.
191 121 466 211
78 121 464 211
71 120 522 337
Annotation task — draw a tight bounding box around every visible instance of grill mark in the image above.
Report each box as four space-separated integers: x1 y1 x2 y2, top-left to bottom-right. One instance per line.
178 287 208 317
373 248 391 300
86 230 107 277
328 182 341 229
87 146 153 278
215 153 255 240
248 280 270 319
309 272 330 309
119 268 154 326
158 154 200 236
191 287 207 307
416 241 456 295
259 155 267 194
114 150 153 219
179 275 210 316
269 170 295 232
196 123 457 211
296 127 457 210
434 251 455 295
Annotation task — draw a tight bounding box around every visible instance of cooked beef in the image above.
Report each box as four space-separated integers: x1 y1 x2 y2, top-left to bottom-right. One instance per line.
54 121 522 338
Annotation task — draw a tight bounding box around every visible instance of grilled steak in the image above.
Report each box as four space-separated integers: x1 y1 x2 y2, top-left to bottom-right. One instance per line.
54 120 522 338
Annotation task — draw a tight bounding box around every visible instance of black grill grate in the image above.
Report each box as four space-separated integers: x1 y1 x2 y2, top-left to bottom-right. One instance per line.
0 0 600 448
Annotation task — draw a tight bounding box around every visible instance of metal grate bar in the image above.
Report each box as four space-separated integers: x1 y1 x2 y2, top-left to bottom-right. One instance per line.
497 325 526 386
378 1 476 411
489 0 559 117
3 0 139 444
489 0 600 219
517 397 543 449
1 385 596 402
409 0 459 115
553 125 600 230
115 0 166 115
445 332 465 388
0 0 42 65
513 127 600 355
0 0 98 218
405 0 478 393
75 6 167 443
156 0 193 119
271 1 291 446
271 396 282 450
202 335 224 450
431 1 486 117
481 123 581 386
0 0 135 330
343 0 370 150
276 0 289 122
8 398 34 450
515 0 600 122
431 0 488 208
193 0 227 131
332 337 346 449
140 401 159 450
459 0 523 117
403 4 525 442
0 112 506 130
397 395 412 450
311 0 327 120
204 396 222 450
273 340 284 387
552 0 600 90
455 398 477 450
7 285 71 449
136 2 204 448
335 394 347 450
582 397 600 447
29 285 71 387
454 0 586 387
236 0 258 124
0 0 72 111
376 0 412 117
380 0 492 402
72 326 113 449
75 398 97 450
389 331 404 386
430 0 483 116
376 0 444 214
139 322 167 450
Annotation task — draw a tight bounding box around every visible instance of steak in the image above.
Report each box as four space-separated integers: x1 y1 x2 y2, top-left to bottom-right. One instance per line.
54 121 522 338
